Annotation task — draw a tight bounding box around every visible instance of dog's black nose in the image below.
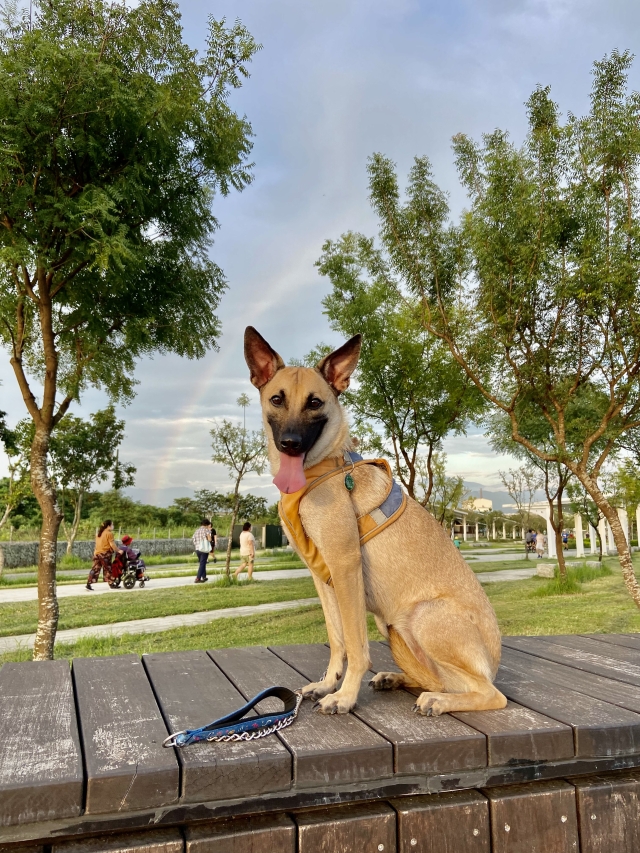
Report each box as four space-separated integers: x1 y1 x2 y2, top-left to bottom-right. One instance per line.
280 433 302 452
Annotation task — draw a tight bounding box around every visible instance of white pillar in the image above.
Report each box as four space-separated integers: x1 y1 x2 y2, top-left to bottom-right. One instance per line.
492 521 496 540
575 513 584 558
588 523 597 554
617 507 630 546
512 524 516 539
542 504 556 558
636 506 640 547
502 522 506 540
598 517 608 554
463 519 467 542
521 526 526 540
606 519 615 553
475 522 479 542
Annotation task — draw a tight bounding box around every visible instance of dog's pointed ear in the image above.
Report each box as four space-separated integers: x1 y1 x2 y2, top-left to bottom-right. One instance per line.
317 335 362 394
245 327 285 389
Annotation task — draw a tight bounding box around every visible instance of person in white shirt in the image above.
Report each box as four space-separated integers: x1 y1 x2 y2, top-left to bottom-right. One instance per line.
192 519 212 583
535 530 546 559
234 521 256 580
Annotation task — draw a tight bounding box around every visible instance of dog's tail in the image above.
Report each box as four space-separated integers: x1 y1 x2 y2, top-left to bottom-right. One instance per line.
388 625 443 692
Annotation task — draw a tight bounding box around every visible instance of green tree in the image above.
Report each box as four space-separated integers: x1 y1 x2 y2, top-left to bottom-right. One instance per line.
49 407 135 553
210 396 267 578
498 465 543 560
316 232 483 501
0 0 259 657
418 450 467 528
364 51 640 608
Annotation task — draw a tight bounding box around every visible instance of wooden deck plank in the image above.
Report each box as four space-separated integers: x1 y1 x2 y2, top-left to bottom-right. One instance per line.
496 651 640 757
0 661 83 827
209 646 393 788
294 802 396 853
572 771 640 853
51 829 183 853
73 655 179 814
271 644 487 776
184 814 295 853
143 650 291 803
500 645 640 715
483 780 579 853
581 633 640 652
504 635 640 687
389 791 490 853
366 641 573 767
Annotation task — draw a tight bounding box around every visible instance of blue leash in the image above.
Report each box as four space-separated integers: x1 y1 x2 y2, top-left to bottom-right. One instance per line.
162 686 303 748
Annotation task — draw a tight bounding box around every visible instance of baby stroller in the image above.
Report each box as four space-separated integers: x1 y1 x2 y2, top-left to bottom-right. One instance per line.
110 537 150 589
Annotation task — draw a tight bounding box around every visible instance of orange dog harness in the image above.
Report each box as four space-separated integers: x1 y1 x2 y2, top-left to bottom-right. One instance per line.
278 451 407 586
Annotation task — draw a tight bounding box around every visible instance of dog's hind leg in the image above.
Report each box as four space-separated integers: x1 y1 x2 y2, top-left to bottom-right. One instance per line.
299 576 345 701
389 601 507 715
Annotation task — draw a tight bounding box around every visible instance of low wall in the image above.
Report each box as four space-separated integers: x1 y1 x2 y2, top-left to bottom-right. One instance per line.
0 537 198 569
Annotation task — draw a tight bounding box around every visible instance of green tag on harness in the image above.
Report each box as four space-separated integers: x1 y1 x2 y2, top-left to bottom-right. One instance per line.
344 473 354 491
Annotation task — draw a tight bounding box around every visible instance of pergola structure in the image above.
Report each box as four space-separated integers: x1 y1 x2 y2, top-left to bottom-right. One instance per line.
453 509 522 542
503 499 639 558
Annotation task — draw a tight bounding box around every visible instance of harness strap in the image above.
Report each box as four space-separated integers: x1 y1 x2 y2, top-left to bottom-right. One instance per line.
162 686 302 748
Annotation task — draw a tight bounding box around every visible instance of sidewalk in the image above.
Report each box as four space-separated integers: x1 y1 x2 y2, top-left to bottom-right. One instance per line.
0 597 320 654
0 568 309 604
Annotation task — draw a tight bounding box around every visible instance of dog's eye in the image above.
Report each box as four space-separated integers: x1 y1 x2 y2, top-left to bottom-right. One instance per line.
308 397 324 410
270 395 283 407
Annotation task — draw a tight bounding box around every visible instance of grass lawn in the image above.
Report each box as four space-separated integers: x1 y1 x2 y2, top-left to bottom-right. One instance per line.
2 558 640 666
0 576 318 638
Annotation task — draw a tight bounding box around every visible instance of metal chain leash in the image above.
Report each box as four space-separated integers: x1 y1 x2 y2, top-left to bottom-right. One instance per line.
203 692 303 743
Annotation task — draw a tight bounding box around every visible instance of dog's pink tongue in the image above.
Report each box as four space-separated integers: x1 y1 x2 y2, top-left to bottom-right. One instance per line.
274 453 307 494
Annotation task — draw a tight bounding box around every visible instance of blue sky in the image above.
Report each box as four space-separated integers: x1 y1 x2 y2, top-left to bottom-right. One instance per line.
2 0 640 505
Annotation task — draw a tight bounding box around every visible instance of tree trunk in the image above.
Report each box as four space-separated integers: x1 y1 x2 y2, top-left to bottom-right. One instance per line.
574 467 640 607
551 489 567 579
30 426 62 660
0 545 4 581
0 502 12 530
225 488 240 579
66 492 84 555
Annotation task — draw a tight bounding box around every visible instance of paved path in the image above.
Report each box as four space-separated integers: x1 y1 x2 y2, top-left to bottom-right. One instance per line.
0 597 320 655
0 569 310 604
475 566 538 583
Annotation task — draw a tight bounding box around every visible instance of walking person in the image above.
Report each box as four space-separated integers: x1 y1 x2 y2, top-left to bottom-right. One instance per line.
234 522 256 581
535 530 546 559
193 519 212 583
86 520 123 590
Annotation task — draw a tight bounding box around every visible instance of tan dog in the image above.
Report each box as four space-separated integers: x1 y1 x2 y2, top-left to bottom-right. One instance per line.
245 326 507 716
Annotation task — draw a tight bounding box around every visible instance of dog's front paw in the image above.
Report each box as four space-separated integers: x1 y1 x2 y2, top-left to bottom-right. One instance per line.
300 680 338 701
369 671 405 691
412 691 449 716
313 690 356 715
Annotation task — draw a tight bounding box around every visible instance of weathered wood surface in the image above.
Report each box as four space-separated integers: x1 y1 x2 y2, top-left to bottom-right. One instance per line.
483 780 579 853
390 790 490 853
210 646 393 787
8 635 640 842
0 661 83 827
572 771 640 853
294 802 396 853
143 650 291 803
499 643 640 714
184 814 296 853
273 643 487 775
504 634 640 688
51 829 183 853
497 648 640 757
73 655 179 814
582 633 640 652
366 641 575 768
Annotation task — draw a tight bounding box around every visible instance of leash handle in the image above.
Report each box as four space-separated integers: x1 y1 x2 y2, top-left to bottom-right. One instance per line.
162 686 302 748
